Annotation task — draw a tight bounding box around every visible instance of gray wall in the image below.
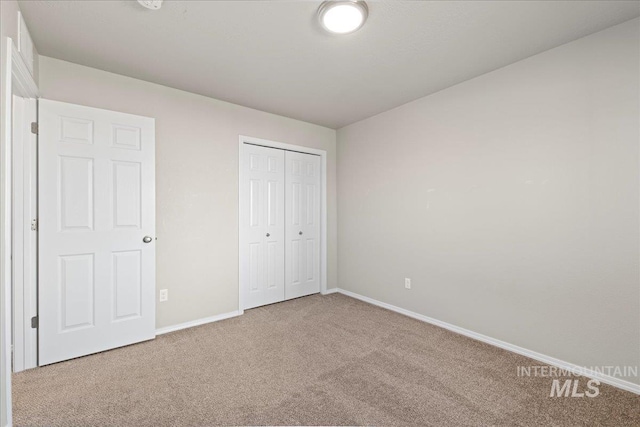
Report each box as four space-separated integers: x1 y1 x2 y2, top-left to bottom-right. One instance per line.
38 56 337 329
337 18 640 384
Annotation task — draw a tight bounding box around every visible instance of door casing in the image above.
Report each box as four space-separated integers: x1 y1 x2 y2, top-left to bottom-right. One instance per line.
238 135 328 312
3 37 40 427
6 38 40 378
11 94 38 372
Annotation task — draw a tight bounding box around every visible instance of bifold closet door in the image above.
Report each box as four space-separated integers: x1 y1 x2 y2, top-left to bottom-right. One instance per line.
240 144 285 309
285 151 321 300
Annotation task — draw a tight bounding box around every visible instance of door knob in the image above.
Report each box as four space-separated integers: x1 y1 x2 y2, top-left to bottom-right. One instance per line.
299 231 303 235
266 233 270 237
143 236 153 243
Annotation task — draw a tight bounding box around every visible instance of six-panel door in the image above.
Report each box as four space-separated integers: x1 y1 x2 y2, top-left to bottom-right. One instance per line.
38 99 156 365
284 151 321 300
240 144 286 309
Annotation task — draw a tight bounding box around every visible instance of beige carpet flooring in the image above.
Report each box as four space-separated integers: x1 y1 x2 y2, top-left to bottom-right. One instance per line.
12 293 640 426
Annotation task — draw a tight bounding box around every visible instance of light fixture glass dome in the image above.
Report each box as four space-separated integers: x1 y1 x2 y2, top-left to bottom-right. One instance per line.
318 1 368 35
137 0 163 10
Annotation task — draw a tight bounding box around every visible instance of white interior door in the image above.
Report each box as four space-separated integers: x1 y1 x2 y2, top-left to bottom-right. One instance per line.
38 99 156 365
285 151 321 300
240 144 285 309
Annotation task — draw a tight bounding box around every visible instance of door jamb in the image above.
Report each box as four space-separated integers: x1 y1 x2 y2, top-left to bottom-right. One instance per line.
2 37 39 427
11 95 38 373
238 135 328 313
9 40 39 374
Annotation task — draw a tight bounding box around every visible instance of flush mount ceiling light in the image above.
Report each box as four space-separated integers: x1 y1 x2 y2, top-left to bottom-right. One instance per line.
137 0 163 10
318 1 368 35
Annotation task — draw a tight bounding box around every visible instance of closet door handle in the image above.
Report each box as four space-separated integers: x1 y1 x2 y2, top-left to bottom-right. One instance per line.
299 231 303 235
266 233 270 237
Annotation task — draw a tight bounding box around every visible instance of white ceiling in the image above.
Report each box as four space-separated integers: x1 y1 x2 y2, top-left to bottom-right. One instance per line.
19 1 640 129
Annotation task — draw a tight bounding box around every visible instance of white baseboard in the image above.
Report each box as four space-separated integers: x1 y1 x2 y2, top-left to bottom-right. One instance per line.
336 288 640 395
321 288 339 295
156 310 241 336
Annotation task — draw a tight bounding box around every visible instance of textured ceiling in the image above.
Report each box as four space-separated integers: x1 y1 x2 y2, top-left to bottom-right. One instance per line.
19 1 640 129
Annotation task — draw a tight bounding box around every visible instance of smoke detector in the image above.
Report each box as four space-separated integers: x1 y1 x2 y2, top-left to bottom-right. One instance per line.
137 0 163 10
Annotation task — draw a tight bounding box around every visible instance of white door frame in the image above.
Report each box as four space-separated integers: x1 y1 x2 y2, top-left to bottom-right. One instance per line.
238 135 328 313
1 37 39 427
10 40 39 373
11 94 38 373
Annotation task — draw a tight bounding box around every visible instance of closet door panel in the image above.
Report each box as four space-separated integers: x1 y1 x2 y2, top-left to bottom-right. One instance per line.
285 151 321 300
240 145 285 309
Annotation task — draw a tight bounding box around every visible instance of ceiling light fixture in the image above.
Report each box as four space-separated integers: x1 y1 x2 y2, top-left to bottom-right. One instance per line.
318 1 368 35
137 0 163 10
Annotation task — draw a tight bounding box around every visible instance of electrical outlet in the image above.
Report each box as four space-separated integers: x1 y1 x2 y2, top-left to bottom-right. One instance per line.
405 278 411 289
159 289 168 302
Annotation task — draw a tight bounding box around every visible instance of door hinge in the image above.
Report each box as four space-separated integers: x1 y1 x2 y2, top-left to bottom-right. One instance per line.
31 122 38 135
31 316 38 329
31 218 37 231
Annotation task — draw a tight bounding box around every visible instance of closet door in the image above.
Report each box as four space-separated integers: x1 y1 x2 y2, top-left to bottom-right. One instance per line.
240 144 285 309
285 151 321 300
